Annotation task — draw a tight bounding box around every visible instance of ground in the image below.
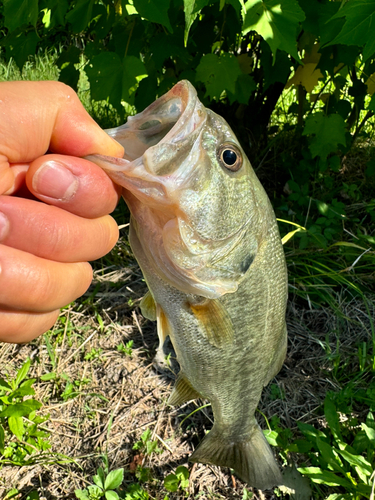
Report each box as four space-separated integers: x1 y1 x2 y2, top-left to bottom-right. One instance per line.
0 231 373 500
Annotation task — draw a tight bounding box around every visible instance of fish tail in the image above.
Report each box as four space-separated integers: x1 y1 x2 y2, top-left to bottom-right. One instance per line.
189 423 282 490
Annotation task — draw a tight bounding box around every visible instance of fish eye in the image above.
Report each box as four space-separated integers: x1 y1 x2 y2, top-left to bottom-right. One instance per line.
217 143 243 172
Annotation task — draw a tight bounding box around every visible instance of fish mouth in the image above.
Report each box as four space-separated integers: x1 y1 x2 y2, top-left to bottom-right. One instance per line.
87 80 204 207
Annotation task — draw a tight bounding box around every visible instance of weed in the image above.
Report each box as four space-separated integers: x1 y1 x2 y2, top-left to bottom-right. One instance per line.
164 465 189 494
75 466 124 500
132 429 162 456
117 341 134 357
0 358 51 466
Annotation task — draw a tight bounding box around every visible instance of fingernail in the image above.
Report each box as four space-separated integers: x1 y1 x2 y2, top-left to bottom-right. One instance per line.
33 161 79 201
0 212 10 242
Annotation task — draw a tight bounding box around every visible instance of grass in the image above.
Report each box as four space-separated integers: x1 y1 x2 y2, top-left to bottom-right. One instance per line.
1 52 375 499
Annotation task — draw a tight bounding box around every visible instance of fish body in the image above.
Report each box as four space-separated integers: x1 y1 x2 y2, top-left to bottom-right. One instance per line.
88 81 288 489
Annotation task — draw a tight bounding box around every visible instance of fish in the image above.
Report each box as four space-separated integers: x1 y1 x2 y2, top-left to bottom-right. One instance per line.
87 80 288 490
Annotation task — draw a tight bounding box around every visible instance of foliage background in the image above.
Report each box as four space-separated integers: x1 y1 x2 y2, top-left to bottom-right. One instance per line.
1 0 375 499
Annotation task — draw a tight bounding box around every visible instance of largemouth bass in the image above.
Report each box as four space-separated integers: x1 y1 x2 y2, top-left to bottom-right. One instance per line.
88 80 288 489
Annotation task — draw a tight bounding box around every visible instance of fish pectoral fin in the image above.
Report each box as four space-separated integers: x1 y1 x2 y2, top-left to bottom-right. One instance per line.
167 372 202 406
189 299 234 348
140 291 157 321
190 423 282 490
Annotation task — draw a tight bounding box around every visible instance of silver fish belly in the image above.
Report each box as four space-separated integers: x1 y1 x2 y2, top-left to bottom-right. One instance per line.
88 80 288 489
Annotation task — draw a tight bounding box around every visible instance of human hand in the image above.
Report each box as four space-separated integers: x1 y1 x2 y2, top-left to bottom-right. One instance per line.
0 81 124 343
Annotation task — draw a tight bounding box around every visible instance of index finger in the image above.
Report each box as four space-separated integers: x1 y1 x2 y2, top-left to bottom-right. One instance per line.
0 81 124 163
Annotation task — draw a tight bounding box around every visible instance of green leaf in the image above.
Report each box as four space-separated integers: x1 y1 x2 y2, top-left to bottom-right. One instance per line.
133 0 173 33
86 53 147 112
368 94 375 114
86 51 123 109
50 0 70 28
3 30 39 70
93 467 105 489
228 74 256 104
242 0 305 61
183 0 210 45
196 53 242 100
0 399 42 418
11 379 36 399
122 56 148 104
8 415 25 440
0 378 11 392
3 0 39 31
105 491 119 500
316 438 344 472
15 358 31 388
302 113 346 160
104 468 124 491
324 395 342 440
297 467 353 488
74 489 90 500
164 473 179 492
327 0 375 61
0 424 4 453
65 0 95 33
337 447 373 475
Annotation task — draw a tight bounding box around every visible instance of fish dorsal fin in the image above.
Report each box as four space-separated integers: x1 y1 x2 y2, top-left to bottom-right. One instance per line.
168 372 202 406
140 290 157 321
189 299 234 348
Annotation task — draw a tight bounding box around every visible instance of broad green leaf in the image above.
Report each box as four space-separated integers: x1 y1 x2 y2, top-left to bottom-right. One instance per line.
297 467 353 488
0 378 11 392
328 0 375 61
303 113 346 160
93 467 105 489
0 399 42 418
122 56 148 104
133 0 173 33
8 415 25 440
104 468 124 490
164 473 179 492
297 422 327 442
316 438 344 472
3 0 38 31
338 447 373 475
264 429 279 446
368 94 375 114
15 358 31 388
74 490 90 500
12 379 36 398
183 0 210 45
65 0 95 33
86 53 147 111
105 491 119 500
324 395 342 440
362 422 375 443
196 53 242 100
228 74 256 104
242 0 305 61
40 0 69 28
86 52 123 109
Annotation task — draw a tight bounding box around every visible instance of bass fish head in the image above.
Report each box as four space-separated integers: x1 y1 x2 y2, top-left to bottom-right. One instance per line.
88 80 270 299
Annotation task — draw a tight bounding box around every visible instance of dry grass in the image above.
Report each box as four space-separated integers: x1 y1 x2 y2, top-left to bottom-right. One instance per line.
0 235 374 500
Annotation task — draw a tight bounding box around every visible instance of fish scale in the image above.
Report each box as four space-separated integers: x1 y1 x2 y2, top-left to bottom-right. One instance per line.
88 80 288 490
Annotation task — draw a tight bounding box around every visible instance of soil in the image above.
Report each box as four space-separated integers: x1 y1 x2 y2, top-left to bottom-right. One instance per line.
0 235 373 500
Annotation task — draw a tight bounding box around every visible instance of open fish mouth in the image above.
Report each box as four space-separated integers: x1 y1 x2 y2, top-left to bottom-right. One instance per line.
86 80 209 218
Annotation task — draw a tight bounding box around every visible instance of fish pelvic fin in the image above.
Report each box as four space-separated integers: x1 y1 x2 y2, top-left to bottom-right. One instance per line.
189 299 234 348
189 423 282 490
167 372 202 406
140 291 157 321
